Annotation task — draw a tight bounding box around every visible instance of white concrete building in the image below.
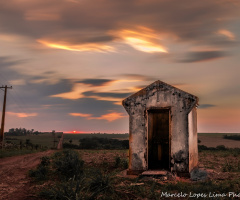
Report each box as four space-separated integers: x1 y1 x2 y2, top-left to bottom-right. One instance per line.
122 80 198 176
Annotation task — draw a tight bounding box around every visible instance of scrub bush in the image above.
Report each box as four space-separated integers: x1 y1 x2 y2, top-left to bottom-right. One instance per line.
52 150 84 180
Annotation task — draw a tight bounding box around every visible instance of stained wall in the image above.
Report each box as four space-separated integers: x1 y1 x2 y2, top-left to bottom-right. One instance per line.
123 81 198 175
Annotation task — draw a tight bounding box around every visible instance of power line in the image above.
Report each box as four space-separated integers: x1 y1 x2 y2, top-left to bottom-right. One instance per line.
0 71 35 130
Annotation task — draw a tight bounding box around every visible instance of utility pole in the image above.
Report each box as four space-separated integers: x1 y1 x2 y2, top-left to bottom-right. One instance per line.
0 85 12 148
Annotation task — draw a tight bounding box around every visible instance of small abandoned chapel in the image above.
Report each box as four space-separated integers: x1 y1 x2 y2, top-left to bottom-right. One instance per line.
122 80 199 176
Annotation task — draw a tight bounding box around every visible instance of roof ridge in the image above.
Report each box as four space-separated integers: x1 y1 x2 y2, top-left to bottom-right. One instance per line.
123 80 199 103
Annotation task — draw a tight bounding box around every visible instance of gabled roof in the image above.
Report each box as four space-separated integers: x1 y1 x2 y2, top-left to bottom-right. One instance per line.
122 80 199 105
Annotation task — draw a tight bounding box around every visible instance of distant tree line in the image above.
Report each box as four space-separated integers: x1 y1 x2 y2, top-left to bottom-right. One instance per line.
223 135 240 141
63 137 129 150
5 128 41 136
198 144 228 151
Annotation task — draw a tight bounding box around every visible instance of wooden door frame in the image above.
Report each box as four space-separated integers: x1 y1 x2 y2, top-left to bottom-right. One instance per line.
146 107 171 170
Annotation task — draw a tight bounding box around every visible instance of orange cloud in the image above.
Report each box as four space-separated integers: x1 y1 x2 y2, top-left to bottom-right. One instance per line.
69 113 92 118
50 80 139 104
94 112 125 122
50 83 86 99
38 40 115 52
7 112 38 118
217 29 235 41
112 27 168 53
38 26 169 53
124 37 167 53
86 95 123 105
69 112 126 122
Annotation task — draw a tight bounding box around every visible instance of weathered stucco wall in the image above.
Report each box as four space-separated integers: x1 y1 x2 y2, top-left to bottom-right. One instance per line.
188 107 198 172
123 81 198 174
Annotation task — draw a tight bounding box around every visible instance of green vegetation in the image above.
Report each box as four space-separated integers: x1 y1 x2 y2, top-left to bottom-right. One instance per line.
198 132 240 136
223 134 240 141
29 148 240 200
222 161 240 172
114 156 128 169
198 144 228 151
52 150 84 180
63 133 129 145
0 138 48 158
6 128 41 136
29 156 51 181
2 133 128 158
30 150 120 199
0 149 45 158
29 150 84 183
198 144 240 156
63 137 129 150
1 130 63 158
4 132 63 149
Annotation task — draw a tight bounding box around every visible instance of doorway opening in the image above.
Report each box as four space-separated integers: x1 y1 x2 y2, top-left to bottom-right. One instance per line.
148 109 170 170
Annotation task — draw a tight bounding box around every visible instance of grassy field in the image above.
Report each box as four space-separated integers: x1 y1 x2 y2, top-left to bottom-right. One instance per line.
2 132 240 158
64 133 129 139
198 132 240 136
5 132 240 147
2 133 240 199
1 133 62 158
29 148 240 200
0 149 46 158
5 132 63 148
1 133 128 157
63 133 129 145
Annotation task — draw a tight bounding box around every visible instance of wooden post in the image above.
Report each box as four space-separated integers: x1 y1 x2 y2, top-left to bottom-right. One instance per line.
0 85 12 148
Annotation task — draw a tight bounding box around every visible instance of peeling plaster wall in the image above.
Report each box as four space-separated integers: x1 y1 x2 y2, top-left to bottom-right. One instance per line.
129 113 147 170
188 107 198 172
123 81 198 174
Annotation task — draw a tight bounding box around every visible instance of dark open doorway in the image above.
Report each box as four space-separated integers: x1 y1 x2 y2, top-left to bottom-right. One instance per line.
148 109 170 170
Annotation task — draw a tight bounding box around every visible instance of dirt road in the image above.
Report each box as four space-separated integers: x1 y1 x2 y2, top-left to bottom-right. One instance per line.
0 150 55 200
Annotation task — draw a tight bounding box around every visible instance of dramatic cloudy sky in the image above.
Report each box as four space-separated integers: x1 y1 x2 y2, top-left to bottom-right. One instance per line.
0 0 240 133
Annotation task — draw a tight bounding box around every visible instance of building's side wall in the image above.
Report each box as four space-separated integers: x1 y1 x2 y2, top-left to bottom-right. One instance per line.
129 111 147 171
124 82 197 174
170 109 189 174
188 107 198 172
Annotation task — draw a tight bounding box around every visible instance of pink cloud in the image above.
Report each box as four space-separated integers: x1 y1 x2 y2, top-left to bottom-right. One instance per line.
69 112 126 122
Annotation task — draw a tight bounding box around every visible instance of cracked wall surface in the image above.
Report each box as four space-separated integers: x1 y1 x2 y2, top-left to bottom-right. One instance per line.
123 80 198 175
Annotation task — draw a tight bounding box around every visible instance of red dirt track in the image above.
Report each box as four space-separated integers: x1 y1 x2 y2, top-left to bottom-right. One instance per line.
0 150 54 200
